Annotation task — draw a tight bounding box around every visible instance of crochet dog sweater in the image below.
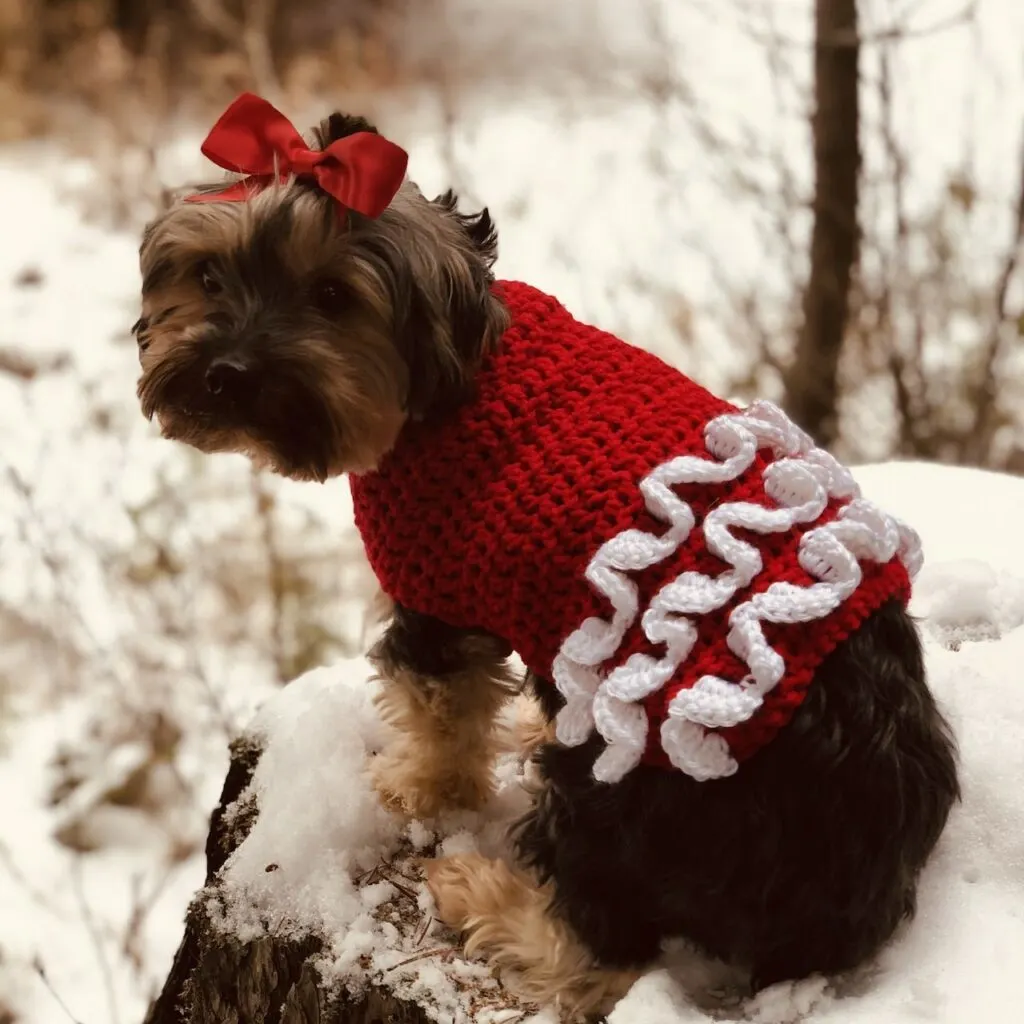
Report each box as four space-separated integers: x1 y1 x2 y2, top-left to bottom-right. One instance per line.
350 281 922 783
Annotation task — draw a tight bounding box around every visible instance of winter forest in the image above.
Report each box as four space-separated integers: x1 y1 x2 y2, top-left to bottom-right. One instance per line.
0 1 1022 1022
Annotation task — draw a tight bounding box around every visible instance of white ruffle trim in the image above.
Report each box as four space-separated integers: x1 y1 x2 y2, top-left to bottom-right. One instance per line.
552 400 922 784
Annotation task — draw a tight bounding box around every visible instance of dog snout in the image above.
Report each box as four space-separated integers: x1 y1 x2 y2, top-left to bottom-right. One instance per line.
205 354 253 398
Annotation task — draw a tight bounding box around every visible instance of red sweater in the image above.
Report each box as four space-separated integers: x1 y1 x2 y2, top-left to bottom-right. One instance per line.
350 282 920 782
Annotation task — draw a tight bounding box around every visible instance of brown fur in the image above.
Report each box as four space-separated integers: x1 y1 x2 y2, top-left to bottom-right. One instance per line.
136 134 507 480
368 626 516 818
425 853 639 1018
495 691 558 759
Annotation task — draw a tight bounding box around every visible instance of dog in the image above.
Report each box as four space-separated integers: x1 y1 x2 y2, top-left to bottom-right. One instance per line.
135 94 960 1019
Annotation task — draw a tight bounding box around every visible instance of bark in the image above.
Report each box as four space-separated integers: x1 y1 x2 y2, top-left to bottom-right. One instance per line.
783 0 861 447
143 737 431 1024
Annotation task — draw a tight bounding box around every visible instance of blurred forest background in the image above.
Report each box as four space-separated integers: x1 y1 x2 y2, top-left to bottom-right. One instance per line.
0 1 1021 1022
3 0 1021 463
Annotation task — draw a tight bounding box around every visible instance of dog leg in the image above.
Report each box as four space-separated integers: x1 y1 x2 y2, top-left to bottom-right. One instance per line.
368 604 515 818
494 689 556 760
425 854 640 1019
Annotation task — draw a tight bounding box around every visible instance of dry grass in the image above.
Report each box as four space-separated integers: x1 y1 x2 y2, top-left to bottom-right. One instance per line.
0 0 409 143
334 841 541 1022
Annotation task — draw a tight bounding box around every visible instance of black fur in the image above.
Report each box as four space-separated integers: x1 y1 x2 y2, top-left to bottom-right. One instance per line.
371 602 512 680
513 599 960 988
371 593 958 988
383 192 507 420
432 190 500 269
312 112 380 148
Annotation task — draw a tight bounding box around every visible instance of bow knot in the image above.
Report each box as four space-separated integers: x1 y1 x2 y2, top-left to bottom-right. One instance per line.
186 93 408 219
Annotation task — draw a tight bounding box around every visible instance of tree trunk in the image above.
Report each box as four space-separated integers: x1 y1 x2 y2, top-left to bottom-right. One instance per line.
143 737 431 1024
783 0 861 448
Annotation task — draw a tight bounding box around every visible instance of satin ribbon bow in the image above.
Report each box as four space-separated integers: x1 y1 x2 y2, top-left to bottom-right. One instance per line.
186 92 408 218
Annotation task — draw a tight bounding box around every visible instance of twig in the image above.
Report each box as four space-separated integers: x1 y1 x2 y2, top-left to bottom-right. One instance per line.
189 0 282 101
876 4 921 455
712 0 976 50
251 467 289 684
188 0 242 42
965 119 1024 463
121 858 186 976
782 0 861 447
378 867 418 901
0 838 63 916
32 959 85 1024
383 946 452 974
413 915 434 948
184 640 237 741
356 854 399 886
2 463 111 700
69 856 121 1024
817 2 976 48
241 0 283 102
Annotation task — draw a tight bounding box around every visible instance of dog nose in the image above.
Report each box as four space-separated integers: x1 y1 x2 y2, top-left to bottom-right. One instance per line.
205 355 251 397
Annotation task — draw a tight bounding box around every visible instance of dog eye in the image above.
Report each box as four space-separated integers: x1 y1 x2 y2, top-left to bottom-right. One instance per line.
198 261 223 296
313 279 347 315
131 317 149 347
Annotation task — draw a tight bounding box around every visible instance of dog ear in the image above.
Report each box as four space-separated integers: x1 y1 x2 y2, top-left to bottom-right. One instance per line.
312 113 380 149
396 193 508 419
431 190 499 269
398 260 502 420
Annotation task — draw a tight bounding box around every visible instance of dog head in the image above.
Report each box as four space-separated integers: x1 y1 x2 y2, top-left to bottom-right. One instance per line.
135 107 508 481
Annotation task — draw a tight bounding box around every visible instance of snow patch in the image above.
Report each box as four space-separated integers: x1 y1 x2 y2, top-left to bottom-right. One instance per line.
196 464 1024 1023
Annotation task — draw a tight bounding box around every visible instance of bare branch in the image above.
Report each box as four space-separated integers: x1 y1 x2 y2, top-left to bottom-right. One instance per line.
714 0 976 51
964 121 1024 463
877 10 923 455
783 0 861 446
817 2 976 48
251 467 289 684
189 0 282 100
32 959 85 1024
70 856 121 1024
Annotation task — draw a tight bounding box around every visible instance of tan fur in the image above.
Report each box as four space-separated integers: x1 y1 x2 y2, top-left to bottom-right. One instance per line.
274 334 408 475
369 645 516 818
136 184 416 478
425 854 640 1018
495 691 557 758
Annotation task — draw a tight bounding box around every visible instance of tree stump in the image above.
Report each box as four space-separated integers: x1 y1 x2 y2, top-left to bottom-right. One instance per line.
144 737 431 1024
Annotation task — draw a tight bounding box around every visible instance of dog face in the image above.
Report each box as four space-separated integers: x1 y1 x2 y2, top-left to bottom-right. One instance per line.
135 113 508 481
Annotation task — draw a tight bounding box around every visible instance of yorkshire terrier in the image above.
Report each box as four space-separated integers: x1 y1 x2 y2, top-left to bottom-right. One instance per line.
135 95 960 1019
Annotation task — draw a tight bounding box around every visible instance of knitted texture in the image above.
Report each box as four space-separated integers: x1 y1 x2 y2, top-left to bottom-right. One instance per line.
350 281 921 783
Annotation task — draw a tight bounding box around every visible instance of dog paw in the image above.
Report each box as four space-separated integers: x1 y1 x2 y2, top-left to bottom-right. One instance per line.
423 853 492 930
495 692 555 759
370 767 408 816
369 754 420 818
370 754 492 819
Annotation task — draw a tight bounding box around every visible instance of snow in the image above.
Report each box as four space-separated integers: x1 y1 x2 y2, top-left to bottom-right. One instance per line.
1 0 1023 1021
206 667 537 1021
209 666 402 949
190 459 1024 1024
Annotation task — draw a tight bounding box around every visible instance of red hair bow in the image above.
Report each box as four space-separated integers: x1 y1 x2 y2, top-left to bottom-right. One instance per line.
186 93 408 218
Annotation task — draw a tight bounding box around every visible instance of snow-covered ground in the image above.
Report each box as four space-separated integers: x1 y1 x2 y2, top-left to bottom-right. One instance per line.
1 0 1022 1021
174 462 1024 1024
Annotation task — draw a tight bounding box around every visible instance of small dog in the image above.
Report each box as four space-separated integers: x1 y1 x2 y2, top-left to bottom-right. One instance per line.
136 95 960 1018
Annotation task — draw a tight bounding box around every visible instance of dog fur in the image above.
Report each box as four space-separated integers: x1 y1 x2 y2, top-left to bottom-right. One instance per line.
137 108 960 1019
